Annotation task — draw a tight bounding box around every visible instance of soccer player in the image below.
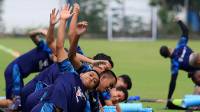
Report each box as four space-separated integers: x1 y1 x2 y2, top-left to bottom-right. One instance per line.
115 74 132 90
4 27 56 110
159 17 200 107
99 86 128 106
31 4 100 112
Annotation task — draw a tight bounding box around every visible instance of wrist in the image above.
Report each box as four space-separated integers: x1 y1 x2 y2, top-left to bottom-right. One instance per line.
60 19 66 22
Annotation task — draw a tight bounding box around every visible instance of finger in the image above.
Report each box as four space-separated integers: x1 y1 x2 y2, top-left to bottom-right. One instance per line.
56 10 59 16
70 12 74 16
69 6 73 13
53 8 55 14
67 4 70 11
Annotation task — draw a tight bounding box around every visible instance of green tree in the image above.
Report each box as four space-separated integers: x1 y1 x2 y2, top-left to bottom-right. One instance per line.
0 0 5 33
79 0 106 34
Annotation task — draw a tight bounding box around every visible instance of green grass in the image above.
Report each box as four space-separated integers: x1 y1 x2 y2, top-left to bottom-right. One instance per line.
1 37 200 111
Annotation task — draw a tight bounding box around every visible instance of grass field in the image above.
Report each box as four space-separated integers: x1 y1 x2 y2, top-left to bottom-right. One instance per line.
1 37 200 111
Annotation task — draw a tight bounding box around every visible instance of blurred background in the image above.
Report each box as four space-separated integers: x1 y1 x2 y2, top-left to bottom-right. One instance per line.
0 0 200 39
0 1 200 111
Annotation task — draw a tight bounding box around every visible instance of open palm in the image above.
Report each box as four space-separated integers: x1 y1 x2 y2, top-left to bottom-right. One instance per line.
60 4 73 20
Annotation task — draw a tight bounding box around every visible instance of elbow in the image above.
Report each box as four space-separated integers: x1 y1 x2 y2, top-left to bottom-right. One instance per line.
68 51 76 60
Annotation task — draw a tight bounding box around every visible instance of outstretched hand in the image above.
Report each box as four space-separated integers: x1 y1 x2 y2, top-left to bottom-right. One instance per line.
76 21 88 36
50 8 59 25
73 3 80 15
60 4 73 20
173 16 181 22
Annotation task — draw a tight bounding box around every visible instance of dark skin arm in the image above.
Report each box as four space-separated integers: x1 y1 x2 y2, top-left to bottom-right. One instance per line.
68 21 88 69
28 29 47 45
175 17 189 37
56 4 73 62
47 8 59 56
167 74 178 100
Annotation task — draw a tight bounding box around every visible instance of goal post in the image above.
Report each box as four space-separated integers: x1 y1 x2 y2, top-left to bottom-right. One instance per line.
107 0 158 41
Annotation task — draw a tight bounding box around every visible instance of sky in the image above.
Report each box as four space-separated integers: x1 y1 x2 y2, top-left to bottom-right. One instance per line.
2 0 151 33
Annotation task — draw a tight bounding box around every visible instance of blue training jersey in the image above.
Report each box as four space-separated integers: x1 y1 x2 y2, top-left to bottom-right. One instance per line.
170 35 197 76
36 70 87 112
6 39 53 78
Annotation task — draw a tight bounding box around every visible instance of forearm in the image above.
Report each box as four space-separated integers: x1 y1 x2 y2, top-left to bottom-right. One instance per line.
167 75 177 99
47 24 56 54
68 14 79 44
76 53 93 64
68 34 81 69
177 20 188 36
47 25 55 45
29 32 41 45
56 20 68 62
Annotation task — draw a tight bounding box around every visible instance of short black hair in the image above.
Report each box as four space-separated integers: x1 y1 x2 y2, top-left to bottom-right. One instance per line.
93 53 114 68
119 74 132 90
159 45 170 58
100 70 117 88
116 86 128 102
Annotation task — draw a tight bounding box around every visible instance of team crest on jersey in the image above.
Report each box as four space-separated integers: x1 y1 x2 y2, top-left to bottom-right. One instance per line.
39 59 49 70
74 86 86 103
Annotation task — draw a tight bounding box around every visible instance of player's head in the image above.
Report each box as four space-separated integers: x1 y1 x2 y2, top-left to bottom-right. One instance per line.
93 53 114 73
110 87 128 104
116 74 132 90
96 70 117 92
160 45 171 58
189 71 200 86
80 70 100 90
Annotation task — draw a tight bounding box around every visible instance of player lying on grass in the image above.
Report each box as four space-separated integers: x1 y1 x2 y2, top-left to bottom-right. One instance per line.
4 27 57 110
65 4 117 112
22 3 115 112
31 4 100 112
115 74 132 90
159 17 200 108
3 7 61 110
99 74 132 112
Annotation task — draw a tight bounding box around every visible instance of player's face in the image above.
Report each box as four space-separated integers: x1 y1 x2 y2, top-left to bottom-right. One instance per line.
115 78 128 89
193 71 200 86
97 76 116 92
80 71 99 90
110 88 125 104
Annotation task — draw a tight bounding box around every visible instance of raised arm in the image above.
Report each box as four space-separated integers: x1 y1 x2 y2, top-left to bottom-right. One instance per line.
47 8 59 56
68 21 88 69
56 4 73 62
28 29 48 45
68 3 80 44
175 17 189 37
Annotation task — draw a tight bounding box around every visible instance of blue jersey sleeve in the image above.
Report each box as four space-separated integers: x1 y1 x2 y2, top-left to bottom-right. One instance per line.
77 63 92 74
77 45 84 55
57 59 75 73
171 59 179 76
40 103 55 112
37 39 52 56
101 90 111 100
176 36 188 48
